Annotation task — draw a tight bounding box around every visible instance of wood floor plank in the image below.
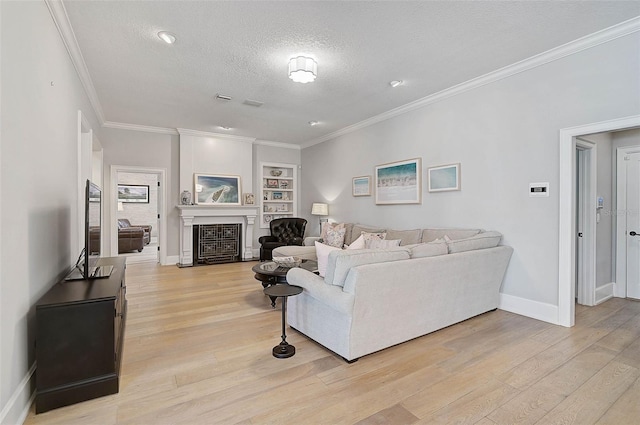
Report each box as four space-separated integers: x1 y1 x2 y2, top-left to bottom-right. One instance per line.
22 261 640 425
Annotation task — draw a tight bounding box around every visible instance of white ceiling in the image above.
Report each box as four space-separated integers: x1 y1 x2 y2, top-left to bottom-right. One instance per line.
62 1 640 145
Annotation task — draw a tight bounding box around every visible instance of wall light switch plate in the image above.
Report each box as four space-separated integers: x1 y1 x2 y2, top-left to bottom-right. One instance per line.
529 182 549 197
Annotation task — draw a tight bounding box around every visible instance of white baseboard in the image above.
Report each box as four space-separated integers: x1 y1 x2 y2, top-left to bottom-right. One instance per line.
595 282 615 305
499 293 559 325
1 363 36 425
162 255 180 266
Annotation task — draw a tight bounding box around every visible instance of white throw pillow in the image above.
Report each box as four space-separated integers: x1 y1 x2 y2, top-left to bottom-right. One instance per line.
315 241 341 277
367 239 401 249
409 240 448 258
324 226 346 248
346 234 365 250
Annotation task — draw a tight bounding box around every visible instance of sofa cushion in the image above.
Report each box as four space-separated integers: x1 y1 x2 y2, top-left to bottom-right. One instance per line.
408 240 448 258
368 239 401 249
325 248 410 287
315 241 342 277
421 228 482 243
445 231 502 253
348 224 386 245
324 226 346 248
385 229 422 246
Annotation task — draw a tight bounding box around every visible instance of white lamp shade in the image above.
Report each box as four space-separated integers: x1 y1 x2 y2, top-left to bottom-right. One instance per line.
311 203 328 216
288 56 317 84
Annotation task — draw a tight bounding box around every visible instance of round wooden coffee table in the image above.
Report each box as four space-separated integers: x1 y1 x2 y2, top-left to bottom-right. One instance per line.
262 284 303 358
252 260 317 307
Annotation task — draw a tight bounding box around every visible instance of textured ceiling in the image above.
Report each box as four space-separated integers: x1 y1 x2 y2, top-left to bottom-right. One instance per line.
62 1 640 145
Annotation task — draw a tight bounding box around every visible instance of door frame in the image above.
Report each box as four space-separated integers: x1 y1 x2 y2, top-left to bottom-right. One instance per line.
109 165 167 264
559 115 640 327
575 139 597 306
615 145 640 298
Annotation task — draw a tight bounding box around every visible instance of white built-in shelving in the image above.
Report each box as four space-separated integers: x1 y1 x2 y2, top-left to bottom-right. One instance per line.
260 162 298 229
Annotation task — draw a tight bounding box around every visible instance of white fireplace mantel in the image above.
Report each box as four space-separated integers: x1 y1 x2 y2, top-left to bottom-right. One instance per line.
177 205 258 266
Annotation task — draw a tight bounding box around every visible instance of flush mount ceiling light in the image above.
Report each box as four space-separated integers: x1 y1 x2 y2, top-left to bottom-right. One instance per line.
288 56 317 84
389 80 403 88
157 31 176 44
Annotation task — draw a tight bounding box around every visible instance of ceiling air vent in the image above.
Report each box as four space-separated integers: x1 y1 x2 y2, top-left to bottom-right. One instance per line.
243 99 264 107
215 93 232 101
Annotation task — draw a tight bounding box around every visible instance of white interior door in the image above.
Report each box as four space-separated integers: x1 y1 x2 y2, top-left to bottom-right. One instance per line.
626 152 640 299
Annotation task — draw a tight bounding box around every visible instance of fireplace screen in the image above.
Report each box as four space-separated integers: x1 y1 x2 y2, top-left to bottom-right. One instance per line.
193 224 241 265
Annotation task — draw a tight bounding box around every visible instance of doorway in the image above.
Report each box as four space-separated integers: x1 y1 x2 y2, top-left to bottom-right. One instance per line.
110 165 167 264
616 145 640 300
559 115 640 327
575 140 596 306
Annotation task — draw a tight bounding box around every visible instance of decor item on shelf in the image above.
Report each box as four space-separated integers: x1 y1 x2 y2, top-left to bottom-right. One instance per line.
243 193 255 205
273 192 283 200
288 56 317 84
194 173 241 205
118 184 149 203
181 190 192 205
311 202 329 231
375 158 422 205
428 163 461 192
272 256 302 268
270 169 283 177
266 179 279 188
352 175 371 197
279 180 290 189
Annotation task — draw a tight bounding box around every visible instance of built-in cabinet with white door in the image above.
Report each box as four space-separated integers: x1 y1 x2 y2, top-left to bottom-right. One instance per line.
260 162 297 229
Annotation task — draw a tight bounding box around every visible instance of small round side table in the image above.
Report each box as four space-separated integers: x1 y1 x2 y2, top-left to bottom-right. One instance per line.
262 284 303 358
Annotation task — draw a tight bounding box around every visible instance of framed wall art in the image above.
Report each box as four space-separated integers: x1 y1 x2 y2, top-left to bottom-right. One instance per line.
243 193 255 205
375 158 422 205
428 163 461 192
117 184 149 203
194 173 241 205
352 175 371 197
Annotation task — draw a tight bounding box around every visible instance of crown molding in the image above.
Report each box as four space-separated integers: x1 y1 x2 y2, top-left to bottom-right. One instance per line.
103 121 179 135
254 139 301 150
176 128 256 143
302 16 640 148
46 0 105 124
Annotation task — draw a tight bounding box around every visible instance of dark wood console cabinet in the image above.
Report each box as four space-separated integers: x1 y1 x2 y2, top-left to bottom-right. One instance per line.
35 257 127 413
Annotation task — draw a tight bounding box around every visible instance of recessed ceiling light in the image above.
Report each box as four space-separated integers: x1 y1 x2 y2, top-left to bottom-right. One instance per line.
219 126 232 131
308 121 319 126
157 31 176 44
389 80 403 88
215 93 232 101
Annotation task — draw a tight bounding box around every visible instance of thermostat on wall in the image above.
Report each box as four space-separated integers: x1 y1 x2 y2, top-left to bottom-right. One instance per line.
529 182 549 197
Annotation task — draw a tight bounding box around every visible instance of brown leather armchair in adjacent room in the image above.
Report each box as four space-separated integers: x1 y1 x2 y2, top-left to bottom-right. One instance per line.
117 219 152 253
258 217 307 261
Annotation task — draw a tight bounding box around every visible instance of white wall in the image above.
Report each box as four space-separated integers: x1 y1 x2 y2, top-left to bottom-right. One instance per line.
300 32 640 319
0 2 100 423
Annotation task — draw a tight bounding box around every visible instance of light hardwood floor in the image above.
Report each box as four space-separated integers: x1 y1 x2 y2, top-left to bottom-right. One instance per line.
24 261 640 425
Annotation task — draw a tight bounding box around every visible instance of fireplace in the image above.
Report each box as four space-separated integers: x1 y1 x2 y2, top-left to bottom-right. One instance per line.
177 205 258 267
193 224 241 265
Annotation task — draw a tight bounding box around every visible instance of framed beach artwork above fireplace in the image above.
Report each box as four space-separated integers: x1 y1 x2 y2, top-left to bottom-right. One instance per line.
194 173 242 205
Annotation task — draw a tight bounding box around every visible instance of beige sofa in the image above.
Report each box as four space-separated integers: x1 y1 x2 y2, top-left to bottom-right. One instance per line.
277 224 513 362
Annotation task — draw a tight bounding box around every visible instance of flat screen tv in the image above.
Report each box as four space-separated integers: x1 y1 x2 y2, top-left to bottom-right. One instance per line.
66 180 113 280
